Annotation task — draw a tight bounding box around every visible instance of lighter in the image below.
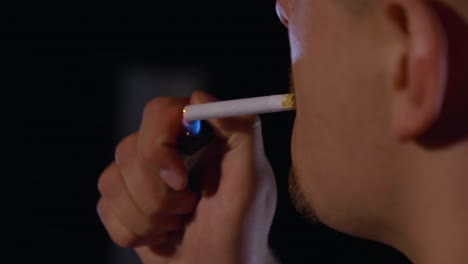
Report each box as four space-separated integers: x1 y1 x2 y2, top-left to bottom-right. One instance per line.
177 120 215 171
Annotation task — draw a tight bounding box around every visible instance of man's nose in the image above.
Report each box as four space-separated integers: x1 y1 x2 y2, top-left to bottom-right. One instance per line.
276 0 290 27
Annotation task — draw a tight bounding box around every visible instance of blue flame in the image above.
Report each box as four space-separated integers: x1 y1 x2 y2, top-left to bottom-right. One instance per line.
184 120 201 136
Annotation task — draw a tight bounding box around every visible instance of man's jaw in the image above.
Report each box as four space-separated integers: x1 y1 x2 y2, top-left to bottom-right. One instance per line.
288 167 321 224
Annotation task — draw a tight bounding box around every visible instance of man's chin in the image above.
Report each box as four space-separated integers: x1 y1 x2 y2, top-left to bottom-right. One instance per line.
288 167 321 224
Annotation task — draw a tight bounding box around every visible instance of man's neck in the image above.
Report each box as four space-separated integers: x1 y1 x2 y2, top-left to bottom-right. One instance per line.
398 144 468 263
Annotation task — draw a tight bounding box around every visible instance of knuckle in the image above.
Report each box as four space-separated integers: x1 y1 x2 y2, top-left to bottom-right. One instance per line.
97 164 116 196
138 141 160 166
143 97 172 118
96 198 105 219
135 135 164 167
115 133 138 166
112 232 140 248
97 174 106 196
138 137 172 169
97 200 142 248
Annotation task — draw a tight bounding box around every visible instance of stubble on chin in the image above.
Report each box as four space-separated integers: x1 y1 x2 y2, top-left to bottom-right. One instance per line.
288 167 321 224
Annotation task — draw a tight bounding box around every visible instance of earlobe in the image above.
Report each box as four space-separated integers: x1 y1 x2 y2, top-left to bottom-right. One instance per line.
386 0 449 142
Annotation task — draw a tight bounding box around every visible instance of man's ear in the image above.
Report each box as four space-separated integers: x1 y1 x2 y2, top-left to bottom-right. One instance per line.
385 0 449 142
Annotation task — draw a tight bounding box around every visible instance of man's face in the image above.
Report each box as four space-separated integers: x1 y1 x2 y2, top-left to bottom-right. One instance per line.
283 0 403 239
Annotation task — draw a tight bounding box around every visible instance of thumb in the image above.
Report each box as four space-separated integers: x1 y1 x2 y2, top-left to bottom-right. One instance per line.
190 90 261 150
190 90 269 196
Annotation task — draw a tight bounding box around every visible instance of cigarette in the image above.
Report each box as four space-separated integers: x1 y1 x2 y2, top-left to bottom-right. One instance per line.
183 94 295 122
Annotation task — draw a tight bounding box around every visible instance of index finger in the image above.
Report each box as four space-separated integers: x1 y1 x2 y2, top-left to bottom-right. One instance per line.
138 96 190 188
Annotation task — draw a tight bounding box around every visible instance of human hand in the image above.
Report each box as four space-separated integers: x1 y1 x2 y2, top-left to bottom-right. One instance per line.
97 91 278 264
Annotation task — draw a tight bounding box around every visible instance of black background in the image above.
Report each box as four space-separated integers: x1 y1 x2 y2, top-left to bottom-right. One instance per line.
4 2 410 263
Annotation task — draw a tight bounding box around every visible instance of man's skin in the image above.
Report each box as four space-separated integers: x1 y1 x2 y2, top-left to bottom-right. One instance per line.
97 0 468 263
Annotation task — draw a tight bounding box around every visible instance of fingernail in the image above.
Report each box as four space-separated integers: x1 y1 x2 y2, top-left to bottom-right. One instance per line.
160 170 182 190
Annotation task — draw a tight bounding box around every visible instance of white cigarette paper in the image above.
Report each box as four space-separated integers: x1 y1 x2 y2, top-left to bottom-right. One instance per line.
183 94 295 122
